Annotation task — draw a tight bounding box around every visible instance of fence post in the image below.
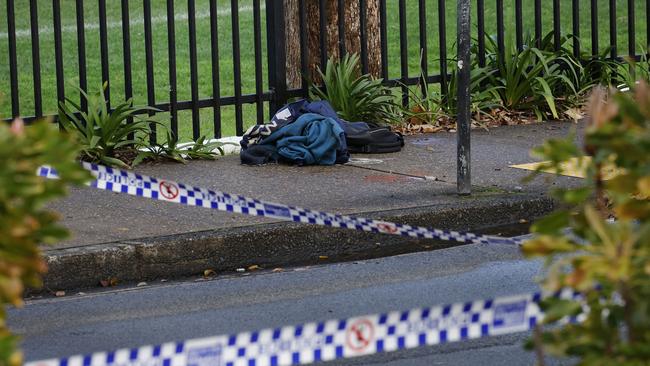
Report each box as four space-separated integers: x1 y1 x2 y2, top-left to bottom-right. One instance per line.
457 0 471 195
266 0 288 115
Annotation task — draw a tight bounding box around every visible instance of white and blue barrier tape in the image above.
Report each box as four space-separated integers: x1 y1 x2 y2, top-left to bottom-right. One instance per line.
28 163 583 365
25 289 582 366
37 162 522 246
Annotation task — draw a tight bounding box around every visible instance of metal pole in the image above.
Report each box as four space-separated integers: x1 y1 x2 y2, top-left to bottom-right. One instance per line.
457 0 471 195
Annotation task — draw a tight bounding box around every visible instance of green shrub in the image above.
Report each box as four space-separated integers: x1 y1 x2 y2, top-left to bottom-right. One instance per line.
440 63 500 121
58 82 159 168
400 50 499 128
133 131 229 165
614 49 650 90
484 34 580 120
522 84 650 364
310 53 402 125
0 119 90 365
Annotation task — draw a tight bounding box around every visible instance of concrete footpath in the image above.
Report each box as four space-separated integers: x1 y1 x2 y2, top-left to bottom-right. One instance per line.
41 121 584 291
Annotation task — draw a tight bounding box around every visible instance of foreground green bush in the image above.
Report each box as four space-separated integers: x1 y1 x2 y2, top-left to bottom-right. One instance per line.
523 84 650 364
0 119 89 365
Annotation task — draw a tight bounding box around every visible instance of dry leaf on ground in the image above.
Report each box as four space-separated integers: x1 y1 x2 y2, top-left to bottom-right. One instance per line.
203 269 216 277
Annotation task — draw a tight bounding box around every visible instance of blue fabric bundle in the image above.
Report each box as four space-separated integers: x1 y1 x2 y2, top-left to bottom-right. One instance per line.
240 100 354 166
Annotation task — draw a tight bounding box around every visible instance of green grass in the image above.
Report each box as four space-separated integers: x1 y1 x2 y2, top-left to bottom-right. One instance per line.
1 0 648 141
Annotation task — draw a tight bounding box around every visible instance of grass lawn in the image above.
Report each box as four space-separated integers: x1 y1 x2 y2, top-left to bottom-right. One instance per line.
1 0 648 141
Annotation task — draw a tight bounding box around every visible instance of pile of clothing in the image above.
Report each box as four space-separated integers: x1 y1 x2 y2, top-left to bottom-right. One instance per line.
240 100 402 166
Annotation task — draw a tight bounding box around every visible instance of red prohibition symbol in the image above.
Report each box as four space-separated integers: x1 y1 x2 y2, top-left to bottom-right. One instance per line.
159 181 179 200
346 319 375 352
377 223 398 234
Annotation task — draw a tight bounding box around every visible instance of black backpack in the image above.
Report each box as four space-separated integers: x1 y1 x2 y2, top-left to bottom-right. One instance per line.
346 127 404 154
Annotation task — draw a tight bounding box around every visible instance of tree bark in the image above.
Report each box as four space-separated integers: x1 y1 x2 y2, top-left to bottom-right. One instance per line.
285 0 381 89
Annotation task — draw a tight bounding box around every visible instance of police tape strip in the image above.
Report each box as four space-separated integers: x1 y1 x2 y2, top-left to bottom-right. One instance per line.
26 289 583 366
37 162 522 246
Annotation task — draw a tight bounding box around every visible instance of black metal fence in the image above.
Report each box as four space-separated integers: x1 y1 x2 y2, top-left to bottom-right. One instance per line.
2 0 649 142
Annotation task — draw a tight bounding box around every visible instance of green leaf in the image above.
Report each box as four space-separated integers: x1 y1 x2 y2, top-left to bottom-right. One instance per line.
531 210 571 235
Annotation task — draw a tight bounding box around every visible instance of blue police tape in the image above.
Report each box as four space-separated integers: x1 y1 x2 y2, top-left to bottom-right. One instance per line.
25 289 582 366
37 162 522 246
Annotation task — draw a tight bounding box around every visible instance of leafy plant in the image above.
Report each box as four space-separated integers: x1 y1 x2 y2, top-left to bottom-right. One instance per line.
0 119 90 365
577 48 621 91
400 50 500 129
310 53 402 125
439 63 501 121
613 47 650 90
58 82 159 168
522 84 650 364
133 131 229 166
483 33 581 120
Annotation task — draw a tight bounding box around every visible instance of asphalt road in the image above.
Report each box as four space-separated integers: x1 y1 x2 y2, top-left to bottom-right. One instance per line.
10 242 571 365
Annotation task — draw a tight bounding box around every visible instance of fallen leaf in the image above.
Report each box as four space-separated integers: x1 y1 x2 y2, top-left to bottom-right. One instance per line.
55 291 65 297
203 269 216 277
564 107 584 121
247 265 261 271
318 256 329 260
272 268 284 272
136 282 148 287
99 277 118 287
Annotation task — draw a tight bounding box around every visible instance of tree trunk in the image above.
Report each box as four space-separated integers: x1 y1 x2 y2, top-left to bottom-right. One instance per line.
285 0 381 89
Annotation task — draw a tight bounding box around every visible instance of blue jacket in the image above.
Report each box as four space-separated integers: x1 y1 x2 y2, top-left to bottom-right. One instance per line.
240 100 367 165
259 113 345 166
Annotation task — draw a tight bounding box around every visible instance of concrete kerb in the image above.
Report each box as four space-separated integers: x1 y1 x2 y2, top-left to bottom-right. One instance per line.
39 194 555 292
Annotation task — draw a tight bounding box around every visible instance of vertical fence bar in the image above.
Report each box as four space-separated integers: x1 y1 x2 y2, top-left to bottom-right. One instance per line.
7 0 19 117
144 0 156 143
76 0 87 111
535 0 542 48
628 0 636 57
379 0 388 79
299 0 309 94
29 0 42 117
398 0 408 106
496 0 504 55
253 0 264 124
319 0 328 70
231 0 243 135
515 0 523 50
188 0 200 139
457 0 471 195
477 0 485 67
591 0 599 55
53 0 65 113
438 0 448 95
167 0 179 137
99 0 110 107
418 0 428 95
610 0 617 58
266 0 287 115
359 0 369 74
572 0 580 58
337 0 345 57
208 0 221 137
553 0 560 50
121 0 133 134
